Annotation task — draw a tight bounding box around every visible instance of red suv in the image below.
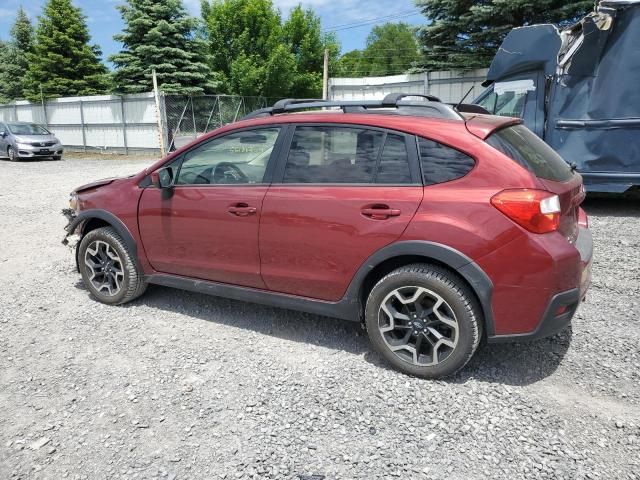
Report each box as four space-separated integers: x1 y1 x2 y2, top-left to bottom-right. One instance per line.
63 95 592 378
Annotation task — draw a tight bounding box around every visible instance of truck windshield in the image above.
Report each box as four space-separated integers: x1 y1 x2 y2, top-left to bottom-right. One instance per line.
486 124 573 182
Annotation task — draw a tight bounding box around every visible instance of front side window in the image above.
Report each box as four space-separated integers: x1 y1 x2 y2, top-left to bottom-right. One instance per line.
176 128 280 185
419 138 475 186
477 90 527 118
283 126 412 184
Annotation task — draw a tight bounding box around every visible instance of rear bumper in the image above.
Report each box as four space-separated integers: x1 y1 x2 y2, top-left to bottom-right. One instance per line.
488 288 580 342
487 226 593 343
582 171 640 193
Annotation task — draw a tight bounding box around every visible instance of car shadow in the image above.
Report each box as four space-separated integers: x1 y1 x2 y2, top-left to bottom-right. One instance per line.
583 193 640 218
75 280 572 386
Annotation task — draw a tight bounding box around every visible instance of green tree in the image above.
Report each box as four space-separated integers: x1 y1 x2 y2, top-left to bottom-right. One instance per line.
0 7 34 101
111 0 217 95
202 0 338 97
334 22 421 77
24 0 110 101
282 5 339 97
203 0 283 95
417 0 594 70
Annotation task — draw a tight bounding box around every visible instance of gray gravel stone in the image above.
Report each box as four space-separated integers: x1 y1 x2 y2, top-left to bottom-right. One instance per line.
0 158 639 479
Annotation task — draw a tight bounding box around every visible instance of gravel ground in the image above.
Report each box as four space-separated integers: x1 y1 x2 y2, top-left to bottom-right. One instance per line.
0 157 639 480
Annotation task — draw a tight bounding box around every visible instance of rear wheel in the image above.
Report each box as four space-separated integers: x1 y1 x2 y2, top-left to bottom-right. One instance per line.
7 146 18 162
365 264 482 379
78 227 147 305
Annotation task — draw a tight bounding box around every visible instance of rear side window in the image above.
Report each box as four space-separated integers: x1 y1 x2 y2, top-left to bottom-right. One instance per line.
418 138 475 185
486 124 573 182
283 126 412 184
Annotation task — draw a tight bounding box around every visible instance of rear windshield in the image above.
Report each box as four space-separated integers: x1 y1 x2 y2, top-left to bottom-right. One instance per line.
486 124 573 182
6 123 50 135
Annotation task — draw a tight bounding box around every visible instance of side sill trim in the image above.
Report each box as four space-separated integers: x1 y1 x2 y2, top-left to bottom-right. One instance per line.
146 273 361 321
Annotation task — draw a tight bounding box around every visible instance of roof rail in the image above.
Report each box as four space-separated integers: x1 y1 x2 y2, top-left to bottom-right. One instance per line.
242 93 463 121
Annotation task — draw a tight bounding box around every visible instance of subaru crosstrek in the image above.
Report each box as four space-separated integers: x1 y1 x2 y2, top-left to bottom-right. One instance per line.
63 94 593 378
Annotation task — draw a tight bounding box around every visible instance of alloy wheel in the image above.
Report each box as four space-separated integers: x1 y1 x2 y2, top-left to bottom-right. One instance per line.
378 286 459 366
84 240 125 297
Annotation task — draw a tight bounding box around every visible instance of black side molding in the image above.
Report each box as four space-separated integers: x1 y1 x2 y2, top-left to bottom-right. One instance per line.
146 274 361 321
147 241 496 330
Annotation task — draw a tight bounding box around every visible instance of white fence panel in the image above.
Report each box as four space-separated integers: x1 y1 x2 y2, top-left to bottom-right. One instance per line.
0 92 161 153
329 69 489 104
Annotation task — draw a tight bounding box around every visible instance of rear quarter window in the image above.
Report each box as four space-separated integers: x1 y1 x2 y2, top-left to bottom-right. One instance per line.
486 124 573 182
418 138 475 186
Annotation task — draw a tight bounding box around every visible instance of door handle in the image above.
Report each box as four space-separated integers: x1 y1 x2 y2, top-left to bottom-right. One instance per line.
361 205 401 220
228 203 257 216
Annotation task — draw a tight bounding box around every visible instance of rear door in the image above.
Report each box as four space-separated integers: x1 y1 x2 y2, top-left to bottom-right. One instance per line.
138 126 284 288
259 124 424 302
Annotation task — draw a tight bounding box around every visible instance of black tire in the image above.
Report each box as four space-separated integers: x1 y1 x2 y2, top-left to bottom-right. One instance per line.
78 226 147 305
365 264 482 379
8 146 18 162
53 155 62 161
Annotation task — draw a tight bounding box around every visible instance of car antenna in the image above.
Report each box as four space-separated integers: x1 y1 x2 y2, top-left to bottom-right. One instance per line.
455 86 475 111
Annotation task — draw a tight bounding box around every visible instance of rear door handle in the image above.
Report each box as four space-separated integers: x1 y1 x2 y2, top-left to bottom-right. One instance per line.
228 203 257 217
361 205 401 220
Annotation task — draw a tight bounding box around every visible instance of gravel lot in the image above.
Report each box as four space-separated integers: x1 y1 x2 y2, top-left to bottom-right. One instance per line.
1 157 639 480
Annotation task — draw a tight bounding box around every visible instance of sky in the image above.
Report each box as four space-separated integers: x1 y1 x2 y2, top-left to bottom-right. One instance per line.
0 0 427 64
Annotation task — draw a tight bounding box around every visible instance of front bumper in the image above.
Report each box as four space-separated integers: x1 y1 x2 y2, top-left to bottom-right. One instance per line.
488 226 593 343
15 143 63 158
61 209 81 247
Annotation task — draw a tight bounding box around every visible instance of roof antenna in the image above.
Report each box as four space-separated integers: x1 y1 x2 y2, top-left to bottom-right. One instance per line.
455 86 475 111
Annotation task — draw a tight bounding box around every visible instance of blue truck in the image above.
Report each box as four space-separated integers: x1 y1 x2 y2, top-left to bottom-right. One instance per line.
474 0 640 193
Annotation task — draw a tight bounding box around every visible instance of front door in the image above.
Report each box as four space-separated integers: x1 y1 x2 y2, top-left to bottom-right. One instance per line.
138 127 283 288
259 125 424 301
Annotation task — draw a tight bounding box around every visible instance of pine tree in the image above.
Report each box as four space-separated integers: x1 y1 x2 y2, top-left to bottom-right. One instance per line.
23 0 111 101
417 0 594 70
111 0 218 95
0 7 34 101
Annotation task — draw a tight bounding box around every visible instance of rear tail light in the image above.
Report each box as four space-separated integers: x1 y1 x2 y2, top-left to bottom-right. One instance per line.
491 189 561 234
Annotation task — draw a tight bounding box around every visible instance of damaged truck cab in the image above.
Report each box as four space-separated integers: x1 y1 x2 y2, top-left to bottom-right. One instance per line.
475 0 640 193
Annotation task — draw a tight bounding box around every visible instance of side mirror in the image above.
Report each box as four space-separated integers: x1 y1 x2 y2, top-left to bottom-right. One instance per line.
151 167 174 189
0 131 6 138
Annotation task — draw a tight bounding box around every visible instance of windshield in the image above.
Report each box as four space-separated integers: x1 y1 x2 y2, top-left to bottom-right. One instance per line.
486 124 573 182
7 123 50 135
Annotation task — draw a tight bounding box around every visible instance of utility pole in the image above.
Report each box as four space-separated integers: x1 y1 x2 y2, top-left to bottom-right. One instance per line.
322 48 329 100
152 70 166 157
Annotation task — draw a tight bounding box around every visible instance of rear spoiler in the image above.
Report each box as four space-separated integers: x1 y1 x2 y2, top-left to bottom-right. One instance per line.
463 114 523 140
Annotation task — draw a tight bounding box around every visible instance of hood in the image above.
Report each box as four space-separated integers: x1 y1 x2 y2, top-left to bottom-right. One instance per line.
13 134 59 144
74 177 120 193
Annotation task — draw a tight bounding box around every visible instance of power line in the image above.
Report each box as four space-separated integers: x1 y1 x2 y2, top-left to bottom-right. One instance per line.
322 10 423 32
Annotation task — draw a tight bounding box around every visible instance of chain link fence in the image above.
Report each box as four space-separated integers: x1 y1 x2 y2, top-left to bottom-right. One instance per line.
163 95 275 151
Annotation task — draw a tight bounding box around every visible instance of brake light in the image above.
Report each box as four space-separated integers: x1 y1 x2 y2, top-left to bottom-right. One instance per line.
491 189 561 234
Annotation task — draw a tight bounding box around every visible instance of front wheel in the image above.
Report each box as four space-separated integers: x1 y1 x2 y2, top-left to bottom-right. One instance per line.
8 146 18 162
365 264 483 379
78 227 147 305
